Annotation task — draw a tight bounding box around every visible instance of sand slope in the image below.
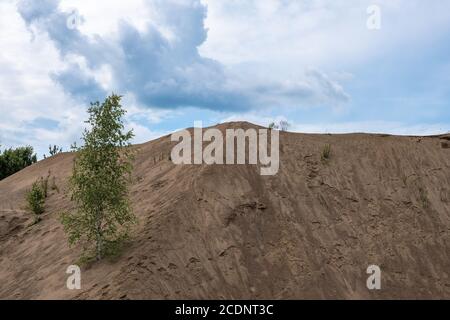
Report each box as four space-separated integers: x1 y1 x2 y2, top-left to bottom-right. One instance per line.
0 122 449 299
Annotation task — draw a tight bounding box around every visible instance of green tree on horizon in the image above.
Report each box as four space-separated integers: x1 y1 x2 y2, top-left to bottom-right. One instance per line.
44 145 63 158
0 145 37 180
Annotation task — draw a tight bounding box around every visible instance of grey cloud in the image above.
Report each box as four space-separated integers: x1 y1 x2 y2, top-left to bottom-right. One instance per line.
17 0 349 111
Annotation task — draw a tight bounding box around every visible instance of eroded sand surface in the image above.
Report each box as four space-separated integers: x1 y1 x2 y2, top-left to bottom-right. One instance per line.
1 122 449 299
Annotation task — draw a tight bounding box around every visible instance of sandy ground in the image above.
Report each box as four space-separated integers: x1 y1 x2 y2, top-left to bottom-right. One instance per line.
0 122 449 299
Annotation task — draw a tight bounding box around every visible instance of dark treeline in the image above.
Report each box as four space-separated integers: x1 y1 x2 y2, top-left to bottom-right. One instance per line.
0 146 37 180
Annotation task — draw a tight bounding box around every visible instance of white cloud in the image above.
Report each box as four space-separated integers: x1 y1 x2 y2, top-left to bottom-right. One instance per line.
200 0 450 70
0 0 86 155
59 0 151 35
290 121 448 136
16 0 352 111
0 0 174 157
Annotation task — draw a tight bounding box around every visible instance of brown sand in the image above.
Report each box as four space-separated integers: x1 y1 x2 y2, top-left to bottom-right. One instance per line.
0 122 449 299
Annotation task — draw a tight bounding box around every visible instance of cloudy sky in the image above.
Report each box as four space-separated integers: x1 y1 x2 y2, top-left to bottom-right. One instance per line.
1 0 449 157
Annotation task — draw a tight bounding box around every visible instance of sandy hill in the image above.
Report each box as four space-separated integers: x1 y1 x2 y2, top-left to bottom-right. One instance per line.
0 122 450 299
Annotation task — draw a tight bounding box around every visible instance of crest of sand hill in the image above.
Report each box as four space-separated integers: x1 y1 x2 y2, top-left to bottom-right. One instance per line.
0 122 449 299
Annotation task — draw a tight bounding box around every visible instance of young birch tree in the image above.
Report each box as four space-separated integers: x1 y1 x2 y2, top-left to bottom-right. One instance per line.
61 94 136 261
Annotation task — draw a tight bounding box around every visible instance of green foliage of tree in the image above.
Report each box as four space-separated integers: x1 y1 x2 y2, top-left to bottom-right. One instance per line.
26 180 46 222
44 145 63 158
268 120 290 131
61 94 136 262
279 120 290 131
25 172 51 224
0 146 37 180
